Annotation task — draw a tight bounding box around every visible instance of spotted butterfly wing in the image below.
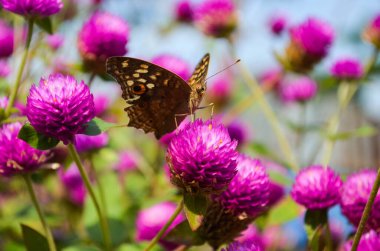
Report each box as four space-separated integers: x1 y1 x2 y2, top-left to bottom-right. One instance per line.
188 53 210 111
106 54 210 139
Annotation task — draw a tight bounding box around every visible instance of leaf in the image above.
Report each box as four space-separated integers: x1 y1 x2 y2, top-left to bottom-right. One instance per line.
327 125 377 141
249 142 281 162
84 117 116 136
62 246 100 251
267 170 292 186
86 218 127 247
304 209 328 251
116 244 159 251
35 17 53 34
18 124 60 150
183 193 208 231
21 224 49 251
273 50 290 70
163 221 204 246
266 196 301 225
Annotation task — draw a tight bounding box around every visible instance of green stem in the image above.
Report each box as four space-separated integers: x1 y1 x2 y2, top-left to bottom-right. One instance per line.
364 49 379 75
144 200 184 251
89 154 108 216
350 166 380 251
4 19 34 119
23 175 57 251
67 144 112 251
324 221 333 251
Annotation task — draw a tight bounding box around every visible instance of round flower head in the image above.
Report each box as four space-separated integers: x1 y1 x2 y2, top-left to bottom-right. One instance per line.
152 54 191 81
269 13 287 36
227 121 248 146
235 225 265 249
136 202 184 242
0 60 11 78
167 119 238 194
215 155 269 218
59 163 86 206
0 20 14 59
175 0 194 23
26 74 95 144
115 151 139 173
330 58 364 81
281 77 317 103
46 34 64 51
208 76 233 110
74 133 108 153
259 68 283 91
93 94 110 116
0 122 48 177
0 0 63 17
222 240 264 251
340 169 380 230
78 11 129 73
363 13 380 49
285 17 334 73
343 230 380 251
267 182 285 207
291 165 343 209
194 0 238 38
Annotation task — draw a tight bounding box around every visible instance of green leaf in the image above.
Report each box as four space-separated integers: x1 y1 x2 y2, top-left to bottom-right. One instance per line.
35 17 53 34
62 246 100 251
87 218 127 247
326 125 377 141
304 209 328 251
21 224 49 251
116 244 159 251
84 117 116 136
164 221 204 246
266 196 301 225
267 170 292 186
183 193 207 231
18 124 60 150
249 142 281 162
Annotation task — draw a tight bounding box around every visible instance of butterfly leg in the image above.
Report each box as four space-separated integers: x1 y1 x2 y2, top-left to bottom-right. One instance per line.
174 113 188 129
196 103 215 120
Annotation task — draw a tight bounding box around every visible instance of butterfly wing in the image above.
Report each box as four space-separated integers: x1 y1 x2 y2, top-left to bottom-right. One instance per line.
106 57 192 138
188 53 210 110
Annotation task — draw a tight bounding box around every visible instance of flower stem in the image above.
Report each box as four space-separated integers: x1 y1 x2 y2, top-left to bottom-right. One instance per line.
67 143 112 251
144 200 184 251
4 19 34 119
88 72 96 87
350 166 380 251
89 154 107 216
23 174 57 251
364 48 379 75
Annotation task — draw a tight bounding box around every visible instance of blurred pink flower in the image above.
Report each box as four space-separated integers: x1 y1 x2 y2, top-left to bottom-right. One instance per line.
363 13 380 49
175 0 194 23
0 20 14 59
152 54 191 80
46 33 64 50
330 57 364 81
280 77 317 103
269 13 287 36
0 60 11 78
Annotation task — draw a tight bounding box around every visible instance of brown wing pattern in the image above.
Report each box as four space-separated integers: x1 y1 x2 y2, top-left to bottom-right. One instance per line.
188 53 210 110
106 57 192 138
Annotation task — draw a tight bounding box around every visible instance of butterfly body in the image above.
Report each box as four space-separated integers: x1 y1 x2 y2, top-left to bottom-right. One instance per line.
106 53 210 139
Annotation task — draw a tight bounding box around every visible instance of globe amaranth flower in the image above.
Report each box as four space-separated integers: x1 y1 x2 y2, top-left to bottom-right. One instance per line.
343 230 380 251
222 240 264 251
291 165 343 210
26 74 95 144
74 133 108 153
340 169 380 231
207 76 233 110
167 119 238 194
0 122 48 177
227 121 248 146
269 13 287 36
259 68 283 91
78 11 129 73
0 60 11 78
267 182 285 207
0 0 63 17
152 54 191 81
93 94 110 117
46 34 64 51
330 58 364 81
175 0 194 23
235 225 265 250
215 155 269 218
59 164 86 206
363 13 380 49
285 17 334 73
194 0 238 38
280 77 317 103
0 20 14 59
114 151 139 173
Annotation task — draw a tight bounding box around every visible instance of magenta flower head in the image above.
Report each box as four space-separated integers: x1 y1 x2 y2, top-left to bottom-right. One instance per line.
74 133 108 153
0 20 14 59
267 182 285 207
227 121 248 146
207 76 233 110
175 0 194 23
93 94 110 117
363 13 380 49
215 155 269 218
235 225 265 249
0 0 63 17
330 58 364 81
59 164 86 206
285 17 334 73
340 169 380 231
115 151 139 173
0 60 11 78
222 240 264 251
136 202 184 244
281 77 317 103
152 54 191 81
167 119 238 194
259 68 283 91
291 165 343 210
46 34 64 51
194 0 238 38
78 11 129 73
269 13 287 36
343 230 380 251
26 74 95 145
0 122 48 177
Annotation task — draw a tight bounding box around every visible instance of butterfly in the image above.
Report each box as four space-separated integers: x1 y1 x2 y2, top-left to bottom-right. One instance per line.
106 53 210 139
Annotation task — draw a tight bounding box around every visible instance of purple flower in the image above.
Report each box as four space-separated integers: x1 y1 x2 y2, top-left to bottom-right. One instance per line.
208 76 233 109
0 20 14 59
93 94 110 116
226 121 248 146
0 0 63 17
136 202 184 242
291 165 343 210
46 34 64 51
340 169 380 231
363 13 380 49
152 54 191 81
167 119 238 194
74 133 108 153
78 11 129 70
330 58 364 81
26 74 95 144
0 96 8 109
59 164 86 206
343 230 380 251
175 0 193 23
115 151 139 173
280 77 317 103
259 68 283 91
215 155 269 218
194 0 237 38
235 225 265 249
0 122 48 177
269 13 287 36
222 240 264 251
0 60 11 78
267 182 285 207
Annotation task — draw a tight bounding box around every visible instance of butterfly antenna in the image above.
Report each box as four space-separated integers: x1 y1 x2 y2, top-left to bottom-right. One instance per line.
206 59 241 81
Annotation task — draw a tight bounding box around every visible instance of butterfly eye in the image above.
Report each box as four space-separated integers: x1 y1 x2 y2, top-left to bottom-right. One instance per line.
132 84 146 95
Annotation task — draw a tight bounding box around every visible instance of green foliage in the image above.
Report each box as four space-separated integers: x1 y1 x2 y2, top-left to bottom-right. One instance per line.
304 209 328 251
326 125 377 141
266 196 301 225
35 17 53 34
21 224 49 251
18 123 59 150
183 193 209 231
164 221 205 246
84 117 116 136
